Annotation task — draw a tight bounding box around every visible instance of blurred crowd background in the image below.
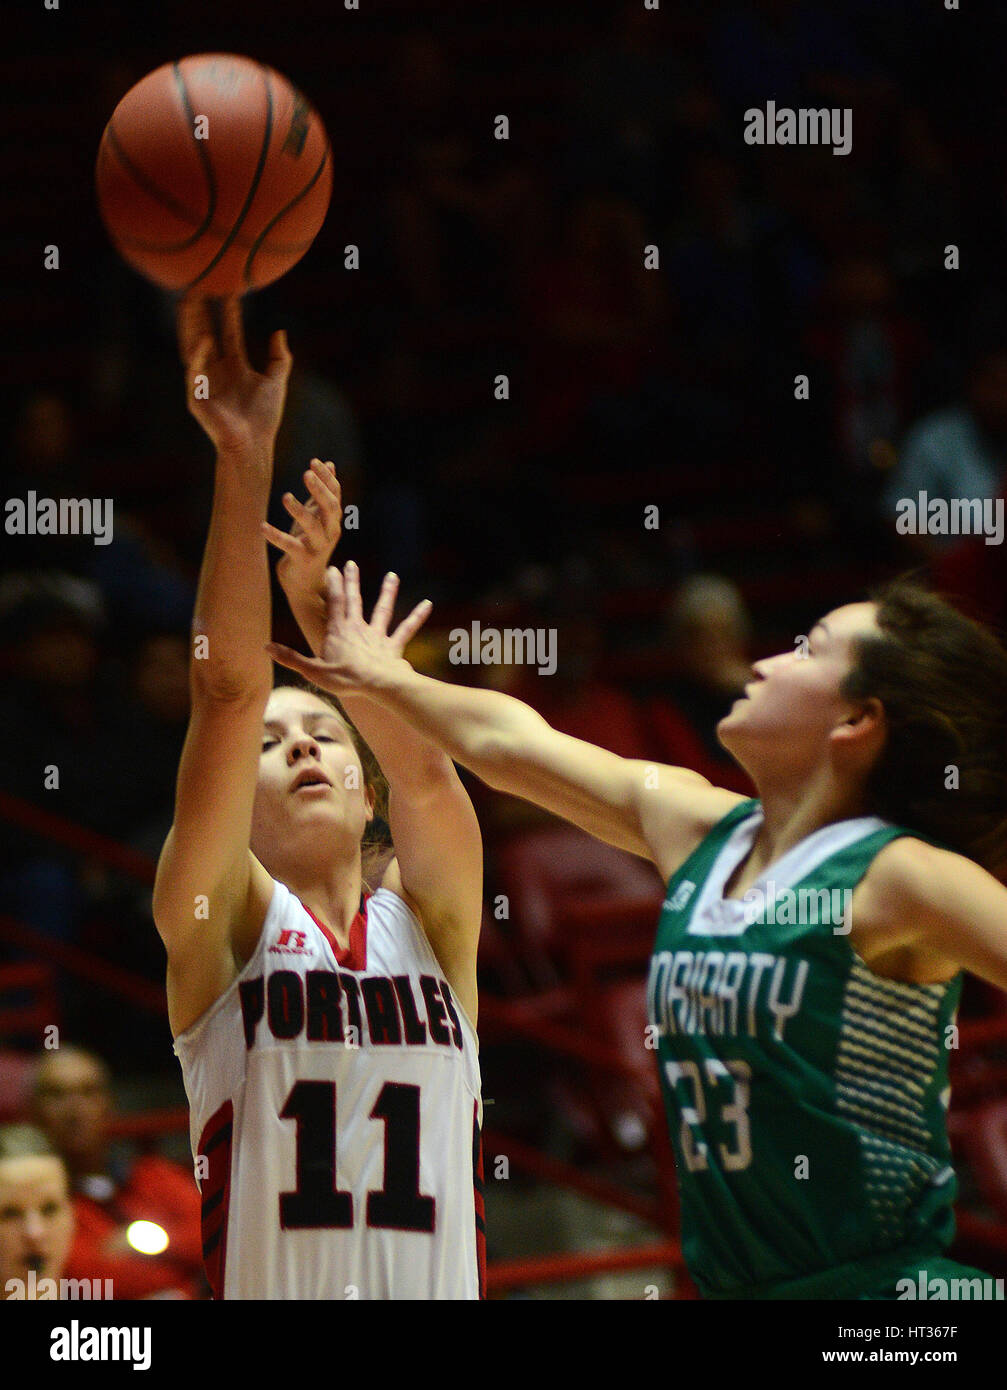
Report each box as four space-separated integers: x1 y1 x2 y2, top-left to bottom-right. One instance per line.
3 0 1007 1297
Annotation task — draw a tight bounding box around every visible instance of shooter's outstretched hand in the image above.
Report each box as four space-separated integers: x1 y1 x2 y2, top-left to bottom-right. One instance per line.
177 294 292 456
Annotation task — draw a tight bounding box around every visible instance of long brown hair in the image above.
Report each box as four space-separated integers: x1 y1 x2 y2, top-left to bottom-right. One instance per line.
841 577 1007 878
272 677 392 893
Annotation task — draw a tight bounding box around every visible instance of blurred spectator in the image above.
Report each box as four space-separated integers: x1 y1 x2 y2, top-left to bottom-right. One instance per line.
0 573 110 942
807 257 925 477
3 387 196 635
709 0 874 117
0 578 187 843
670 148 760 368
502 613 651 761
383 31 537 315
888 106 961 295
0 581 188 973
2 393 94 580
669 147 810 454
523 192 668 454
355 345 432 592
97 627 190 866
476 586 652 836
928 477 1007 633
86 514 195 638
882 345 1007 558
271 368 363 521
0 1123 74 1299
72 630 188 1007
802 256 928 538
125 632 189 838
565 1 683 218
29 1047 203 1300
229 290 369 565
644 575 756 794
7 392 77 493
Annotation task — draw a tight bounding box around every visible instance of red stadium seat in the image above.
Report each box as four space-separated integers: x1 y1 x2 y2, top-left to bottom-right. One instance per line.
494 824 664 987
958 1100 1007 1221
489 827 666 1158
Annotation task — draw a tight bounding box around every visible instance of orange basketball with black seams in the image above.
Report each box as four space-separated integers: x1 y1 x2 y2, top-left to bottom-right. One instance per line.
95 53 332 296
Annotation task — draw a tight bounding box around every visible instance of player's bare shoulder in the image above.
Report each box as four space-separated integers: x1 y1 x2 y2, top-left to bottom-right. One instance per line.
849 836 963 983
639 765 749 883
856 835 953 925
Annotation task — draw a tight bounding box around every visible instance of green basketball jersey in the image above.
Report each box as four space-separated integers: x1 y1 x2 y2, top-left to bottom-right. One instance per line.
649 798 964 1299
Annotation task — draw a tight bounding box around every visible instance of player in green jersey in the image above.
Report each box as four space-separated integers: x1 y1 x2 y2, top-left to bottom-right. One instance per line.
262 502 1007 1298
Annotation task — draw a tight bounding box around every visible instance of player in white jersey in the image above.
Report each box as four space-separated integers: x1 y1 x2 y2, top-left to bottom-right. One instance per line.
153 297 485 1299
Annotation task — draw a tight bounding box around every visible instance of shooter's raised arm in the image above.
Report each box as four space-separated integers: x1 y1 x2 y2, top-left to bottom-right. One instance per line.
153 297 293 1036
178 296 291 695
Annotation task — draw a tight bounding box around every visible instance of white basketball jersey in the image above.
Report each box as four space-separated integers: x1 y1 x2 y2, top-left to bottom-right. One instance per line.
174 878 485 1300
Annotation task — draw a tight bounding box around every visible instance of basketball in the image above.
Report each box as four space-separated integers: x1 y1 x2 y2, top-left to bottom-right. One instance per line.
95 53 332 296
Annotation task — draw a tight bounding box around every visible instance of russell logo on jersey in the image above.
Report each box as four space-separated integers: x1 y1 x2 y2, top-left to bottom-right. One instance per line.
269 929 310 955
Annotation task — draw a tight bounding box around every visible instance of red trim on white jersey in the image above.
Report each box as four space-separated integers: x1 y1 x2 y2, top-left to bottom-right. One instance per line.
300 894 369 971
197 1099 234 1300
472 1100 487 1299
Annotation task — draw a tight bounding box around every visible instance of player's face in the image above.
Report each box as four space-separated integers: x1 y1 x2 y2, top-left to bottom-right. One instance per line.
251 689 373 853
717 602 879 772
0 1157 73 1293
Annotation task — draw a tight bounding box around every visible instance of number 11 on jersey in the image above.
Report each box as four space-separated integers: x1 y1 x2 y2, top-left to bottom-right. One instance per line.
279 1079 436 1232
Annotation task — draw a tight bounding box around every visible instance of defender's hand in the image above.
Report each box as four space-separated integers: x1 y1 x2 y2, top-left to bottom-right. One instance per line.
265 563 431 695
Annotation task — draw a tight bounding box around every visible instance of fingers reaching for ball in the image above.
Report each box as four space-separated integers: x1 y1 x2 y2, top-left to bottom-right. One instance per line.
176 295 216 369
